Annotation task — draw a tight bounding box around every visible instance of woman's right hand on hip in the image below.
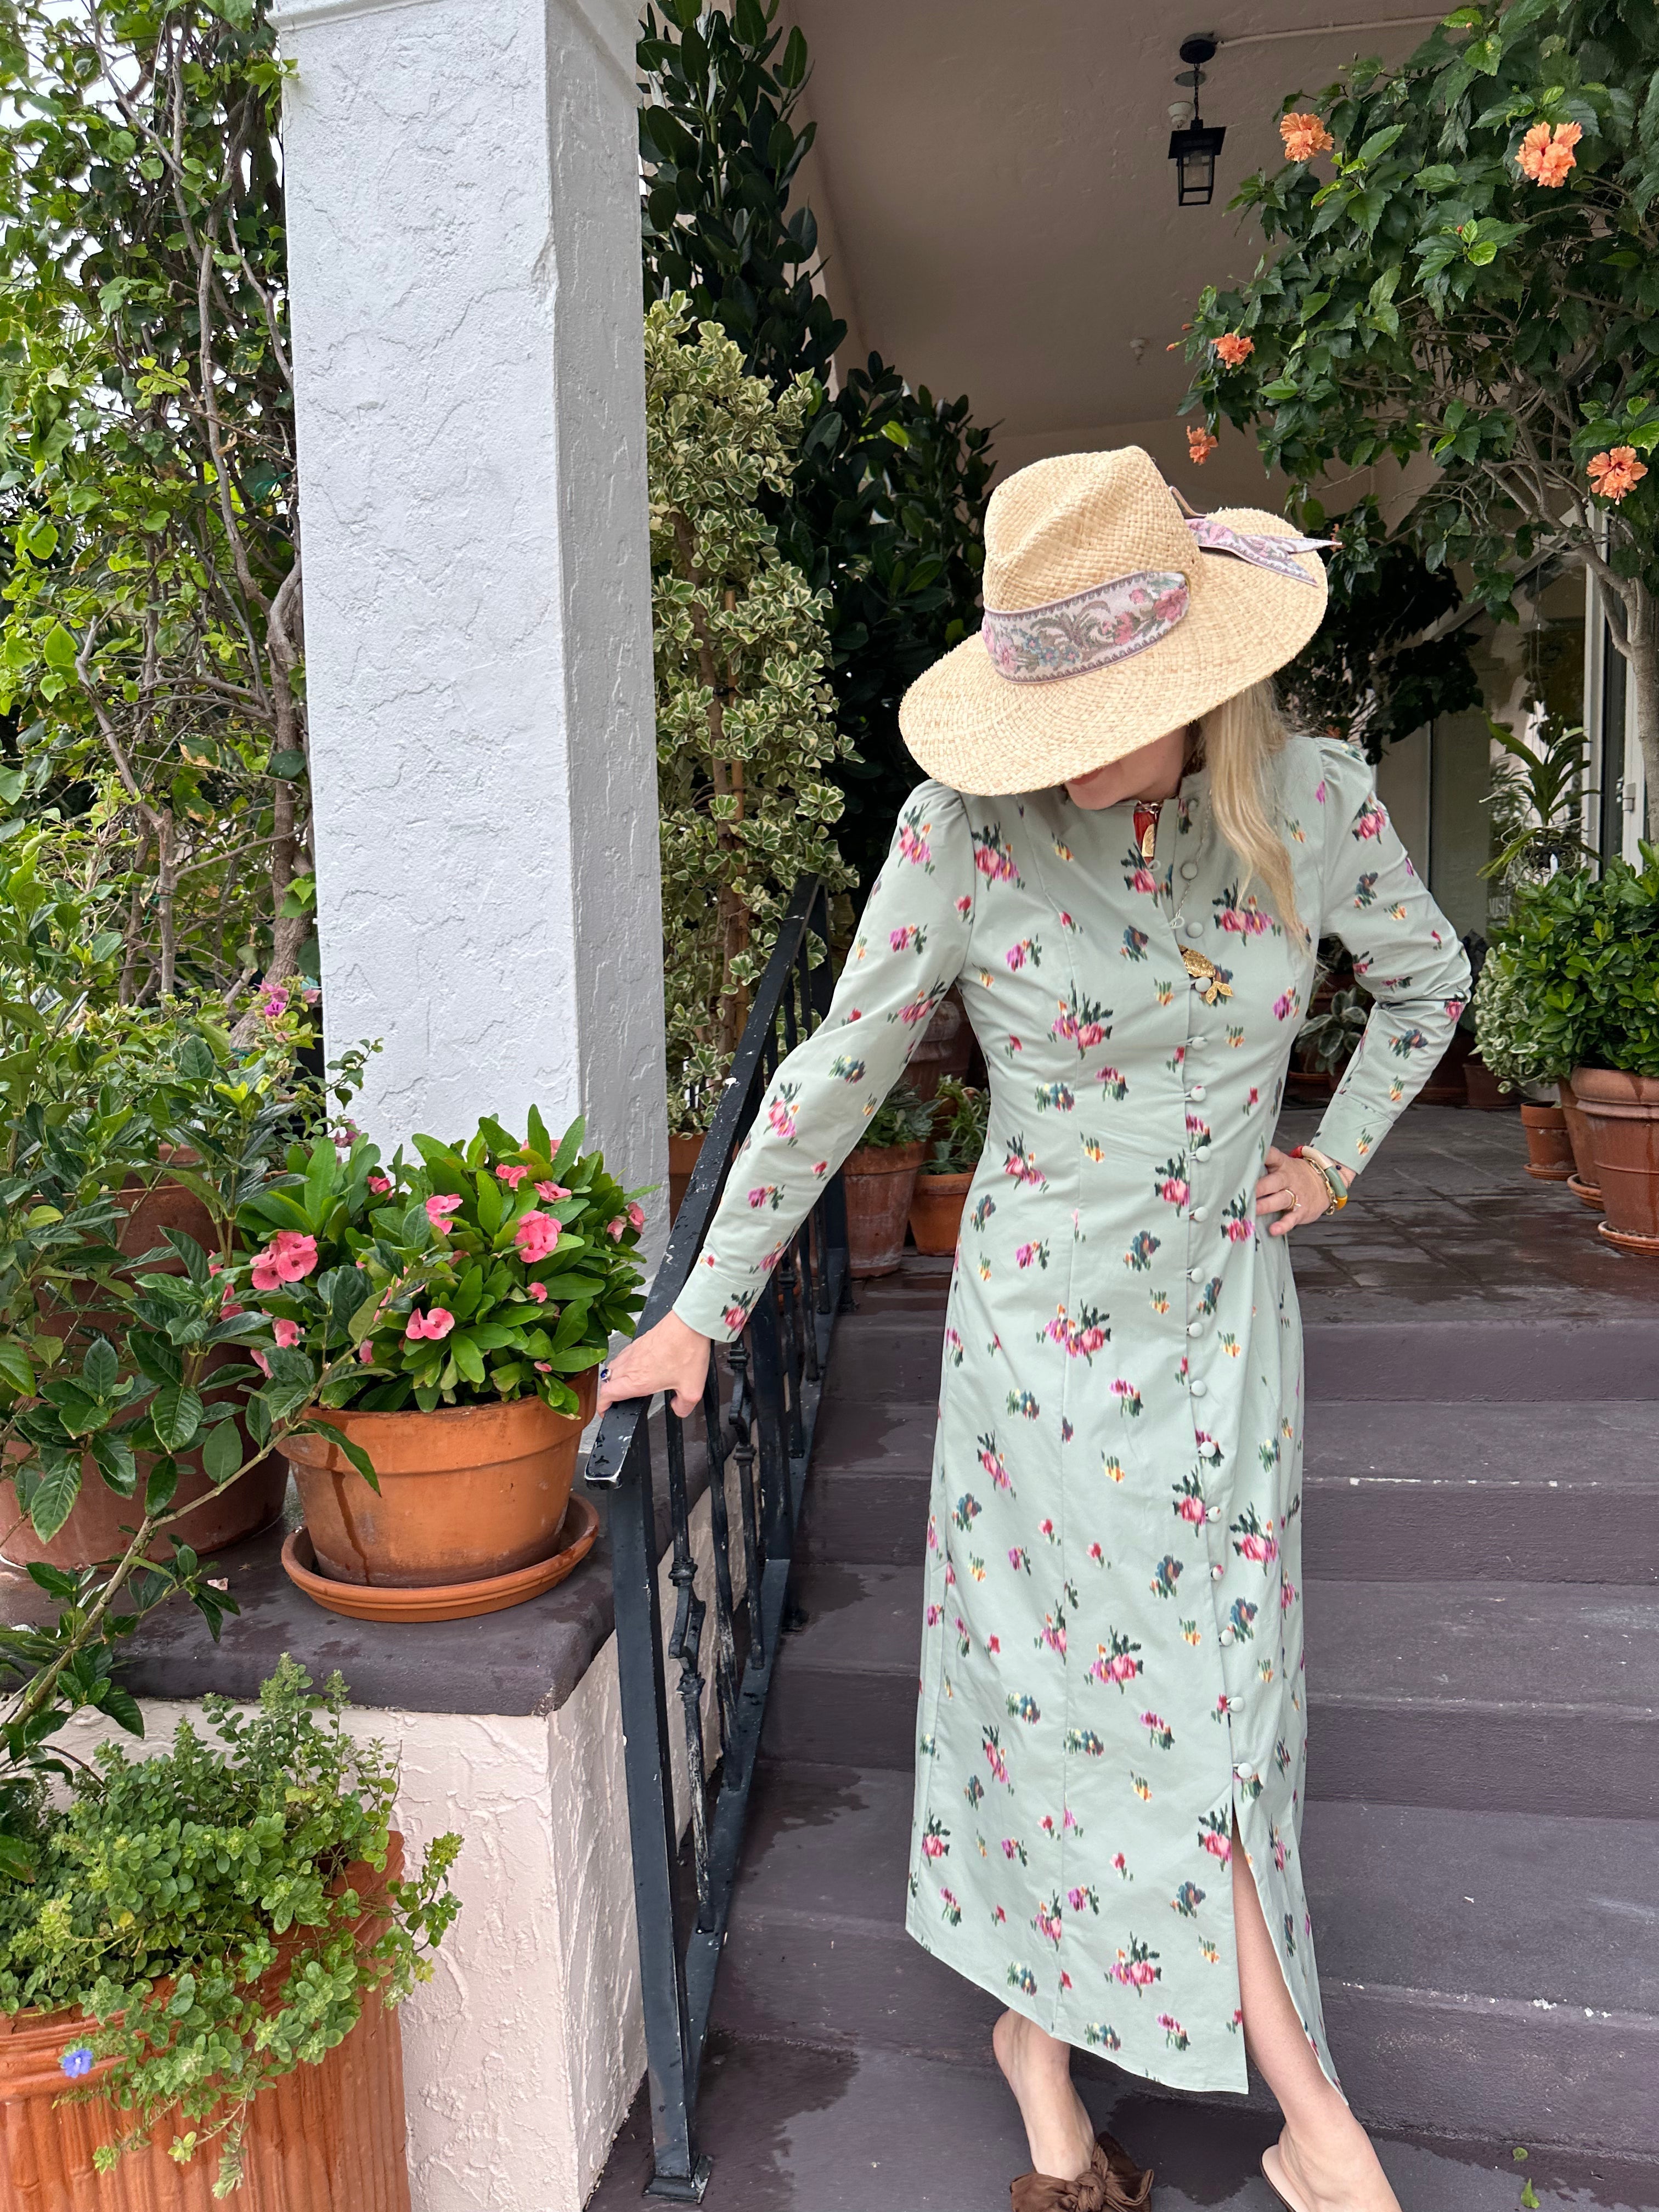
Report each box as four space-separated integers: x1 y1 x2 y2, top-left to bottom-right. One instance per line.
595 1310 713 1420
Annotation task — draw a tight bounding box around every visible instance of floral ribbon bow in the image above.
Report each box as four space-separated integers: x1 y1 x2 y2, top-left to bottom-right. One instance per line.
981 517 1331 684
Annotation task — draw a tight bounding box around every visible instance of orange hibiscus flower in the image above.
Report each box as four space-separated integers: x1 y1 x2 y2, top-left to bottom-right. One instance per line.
1516 120 1582 187
1588 447 1649 503
1214 333 1255 368
1280 111 1334 162
1187 425 1220 466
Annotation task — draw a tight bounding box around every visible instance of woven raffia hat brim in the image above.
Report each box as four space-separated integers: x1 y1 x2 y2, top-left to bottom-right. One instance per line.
898 447 1328 798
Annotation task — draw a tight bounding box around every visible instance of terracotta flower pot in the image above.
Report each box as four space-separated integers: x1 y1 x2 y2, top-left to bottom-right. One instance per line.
1462 1052 1513 1111
905 989 971 1103
0 1837 411 2211
284 1368 598 1587
1557 1074 1602 1203
1571 1068 1659 1253
842 1142 928 1277
5 1162 282 1570
1519 1103 1574 1182
1418 1027 1474 1105
667 1132 706 1224
909 1170 975 1257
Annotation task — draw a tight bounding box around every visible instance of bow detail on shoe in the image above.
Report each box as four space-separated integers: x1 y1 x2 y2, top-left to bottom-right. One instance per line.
1011 2131 1154 2212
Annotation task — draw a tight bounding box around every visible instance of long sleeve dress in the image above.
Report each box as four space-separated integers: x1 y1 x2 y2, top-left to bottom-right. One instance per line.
673 733 1471 2094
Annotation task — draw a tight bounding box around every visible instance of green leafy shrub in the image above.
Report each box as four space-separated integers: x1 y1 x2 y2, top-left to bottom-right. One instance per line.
925 1079 989 1174
1273 494 1480 759
1472 944 1553 1092
638 0 992 878
1181 0 1659 812
0 1658 459 2196
236 1110 648 1420
1491 845 1659 1080
0 1 311 1003
647 297 856 1133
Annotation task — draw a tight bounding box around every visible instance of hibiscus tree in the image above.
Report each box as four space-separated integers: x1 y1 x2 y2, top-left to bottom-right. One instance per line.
1181 0 1659 803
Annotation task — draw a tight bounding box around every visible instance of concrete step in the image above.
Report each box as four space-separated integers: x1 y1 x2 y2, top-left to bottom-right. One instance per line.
712 1760 1659 2161
592 2031 1659 2211
799 1399 1659 1584
766 1563 1659 1817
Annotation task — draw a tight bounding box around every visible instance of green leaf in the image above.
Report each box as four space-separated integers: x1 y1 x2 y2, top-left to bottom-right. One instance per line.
41 622 77 672
89 1431 139 1497
303 1139 337 1231
29 1455 81 1542
100 1684 144 1736
175 1035 216 1081
268 748 307 779
81 1336 120 1396
448 1332 486 1387
24 1561 80 1600
0 1339 35 1396
151 1383 203 1451
145 1457 179 1512
201 1421 242 1484
306 1417 379 1493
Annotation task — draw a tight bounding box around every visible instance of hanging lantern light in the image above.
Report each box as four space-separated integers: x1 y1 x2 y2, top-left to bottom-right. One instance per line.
1168 36 1226 206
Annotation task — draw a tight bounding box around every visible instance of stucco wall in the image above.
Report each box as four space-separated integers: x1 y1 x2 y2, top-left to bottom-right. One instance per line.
63 1465 744 2211
274 0 665 1266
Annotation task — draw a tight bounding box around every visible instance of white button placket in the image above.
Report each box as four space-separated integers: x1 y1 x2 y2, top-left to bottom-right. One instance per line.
1166 788 1246 1797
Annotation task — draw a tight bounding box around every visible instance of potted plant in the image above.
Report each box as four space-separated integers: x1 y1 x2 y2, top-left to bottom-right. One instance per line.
843 1086 935 1277
647 300 856 1206
242 1109 647 1612
0 849 333 1570
0 1658 459 2205
905 986 974 1103
1488 864 1607 1203
910 1077 989 1255
1553 848 1659 1253
1293 946 1367 1096
1471 948 1571 1178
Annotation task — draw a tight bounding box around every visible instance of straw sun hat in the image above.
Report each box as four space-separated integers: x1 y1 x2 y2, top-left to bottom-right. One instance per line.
898 445 1330 796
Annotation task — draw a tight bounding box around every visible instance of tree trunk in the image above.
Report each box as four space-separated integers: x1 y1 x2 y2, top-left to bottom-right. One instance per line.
1622 577 1659 836
263 560 310 985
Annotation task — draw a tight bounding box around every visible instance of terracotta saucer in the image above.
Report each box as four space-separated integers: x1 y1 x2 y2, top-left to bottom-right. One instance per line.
1523 1161 1574 1182
1567 1173 1603 1210
280 1494 600 1622
1597 1220 1659 1259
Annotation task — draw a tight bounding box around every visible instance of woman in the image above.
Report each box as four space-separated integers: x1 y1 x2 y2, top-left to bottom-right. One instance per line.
598 448 1470 2212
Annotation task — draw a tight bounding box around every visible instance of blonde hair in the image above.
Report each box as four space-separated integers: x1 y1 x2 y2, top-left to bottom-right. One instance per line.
1200 680 1305 941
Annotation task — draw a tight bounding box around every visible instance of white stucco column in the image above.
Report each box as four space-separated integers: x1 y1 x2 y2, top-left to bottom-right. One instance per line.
275 0 665 1225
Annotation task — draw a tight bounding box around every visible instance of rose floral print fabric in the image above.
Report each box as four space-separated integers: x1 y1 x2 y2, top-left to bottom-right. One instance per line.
674 735 1470 2092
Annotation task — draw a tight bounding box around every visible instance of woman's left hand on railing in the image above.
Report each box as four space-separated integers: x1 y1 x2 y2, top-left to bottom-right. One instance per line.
595 1311 713 1419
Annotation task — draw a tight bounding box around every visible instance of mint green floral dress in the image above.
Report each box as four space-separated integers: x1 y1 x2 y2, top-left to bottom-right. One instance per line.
674 735 1470 2093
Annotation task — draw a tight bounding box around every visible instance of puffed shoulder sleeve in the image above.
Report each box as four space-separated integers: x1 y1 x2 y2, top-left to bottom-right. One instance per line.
1306 739 1472 1175
672 783 977 1341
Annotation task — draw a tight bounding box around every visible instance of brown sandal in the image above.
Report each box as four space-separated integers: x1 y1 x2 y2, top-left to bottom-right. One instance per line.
1011 2130 1154 2211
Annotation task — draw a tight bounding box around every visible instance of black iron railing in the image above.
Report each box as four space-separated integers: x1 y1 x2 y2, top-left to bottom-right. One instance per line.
585 875 848 2201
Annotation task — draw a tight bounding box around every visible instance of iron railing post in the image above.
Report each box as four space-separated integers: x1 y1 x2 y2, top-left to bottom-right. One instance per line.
605 1420 710 2201
585 873 848 2199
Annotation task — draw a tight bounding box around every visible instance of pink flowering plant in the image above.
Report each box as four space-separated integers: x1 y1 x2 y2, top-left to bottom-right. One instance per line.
234 1108 648 1420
